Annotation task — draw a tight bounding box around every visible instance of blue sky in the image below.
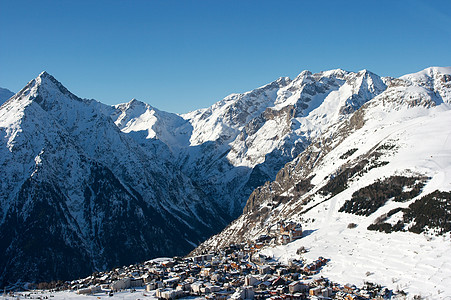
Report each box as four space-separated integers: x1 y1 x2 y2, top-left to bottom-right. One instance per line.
1 0 450 113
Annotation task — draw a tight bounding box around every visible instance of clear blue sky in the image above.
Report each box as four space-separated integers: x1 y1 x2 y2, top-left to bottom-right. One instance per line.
1 0 450 114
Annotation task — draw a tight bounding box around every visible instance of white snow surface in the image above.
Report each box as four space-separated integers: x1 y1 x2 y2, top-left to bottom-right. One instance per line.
112 99 191 153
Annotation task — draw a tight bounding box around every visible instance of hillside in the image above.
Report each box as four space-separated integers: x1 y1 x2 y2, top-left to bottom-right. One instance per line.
192 67 451 298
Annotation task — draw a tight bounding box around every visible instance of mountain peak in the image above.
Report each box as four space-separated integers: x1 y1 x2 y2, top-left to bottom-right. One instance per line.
10 71 85 111
318 68 348 78
128 98 148 107
35 71 63 89
2 71 71 109
275 76 291 85
357 69 373 76
36 72 78 98
114 98 154 113
36 71 63 88
254 76 291 91
38 70 50 78
400 66 451 82
293 70 312 81
423 66 451 75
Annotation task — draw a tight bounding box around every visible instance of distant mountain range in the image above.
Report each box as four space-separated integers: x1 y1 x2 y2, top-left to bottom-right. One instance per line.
0 87 14 106
1 67 450 295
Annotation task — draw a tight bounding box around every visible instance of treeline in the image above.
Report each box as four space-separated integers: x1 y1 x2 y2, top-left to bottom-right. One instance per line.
339 148 358 160
368 190 451 235
339 176 426 216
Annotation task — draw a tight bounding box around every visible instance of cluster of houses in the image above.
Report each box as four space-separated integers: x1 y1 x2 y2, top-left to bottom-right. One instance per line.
302 257 328 276
255 221 304 248
68 242 391 300
277 221 304 245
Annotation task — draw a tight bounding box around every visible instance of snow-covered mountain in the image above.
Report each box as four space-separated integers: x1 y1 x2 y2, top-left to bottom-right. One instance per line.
2 66 451 295
0 72 227 287
0 87 14 106
116 69 388 217
110 99 192 157
193 67 451 298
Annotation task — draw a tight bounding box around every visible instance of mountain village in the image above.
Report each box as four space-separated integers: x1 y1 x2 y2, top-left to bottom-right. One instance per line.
3 221 398 300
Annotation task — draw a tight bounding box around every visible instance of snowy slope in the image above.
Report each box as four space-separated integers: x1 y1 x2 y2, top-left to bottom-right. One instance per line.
193 67 451 298
259 105 451 299
111 99 192 154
